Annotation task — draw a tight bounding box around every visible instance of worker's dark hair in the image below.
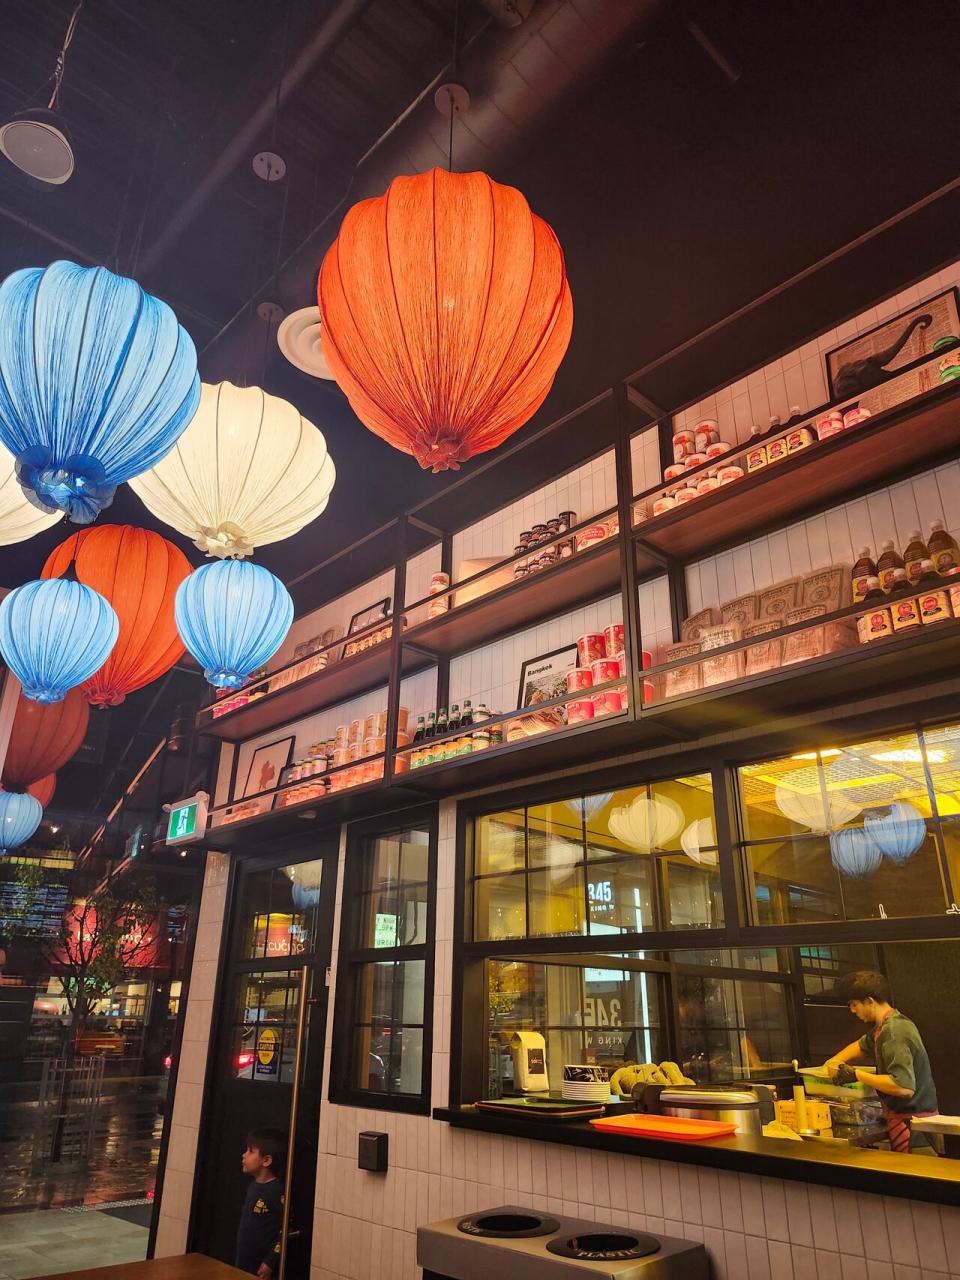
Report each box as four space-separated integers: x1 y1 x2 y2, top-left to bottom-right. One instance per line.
836 970 892 1005
246 1128 287 1178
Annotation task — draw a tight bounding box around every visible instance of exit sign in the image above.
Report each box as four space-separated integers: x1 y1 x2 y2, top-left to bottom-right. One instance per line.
165 793 209 845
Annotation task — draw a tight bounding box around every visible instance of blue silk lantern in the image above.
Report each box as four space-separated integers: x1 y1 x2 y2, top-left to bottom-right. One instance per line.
565 794 612 822
864 801 926 865
0 790 43 854
829 826 883 879
0 576 119 703
291 881 321 910
175 560 293 689
0 261 200 523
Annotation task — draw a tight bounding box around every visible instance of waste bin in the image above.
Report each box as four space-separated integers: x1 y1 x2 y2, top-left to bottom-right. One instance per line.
418 1204 709 1279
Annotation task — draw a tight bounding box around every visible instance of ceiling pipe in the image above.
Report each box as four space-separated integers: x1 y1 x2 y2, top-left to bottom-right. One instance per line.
201 0 667 376
138 0 373 276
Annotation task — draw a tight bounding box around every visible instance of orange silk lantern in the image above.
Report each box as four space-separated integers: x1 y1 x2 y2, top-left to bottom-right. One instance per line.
2 688 88 790
27 773 56 807
318 168 573 473
42 524 191 707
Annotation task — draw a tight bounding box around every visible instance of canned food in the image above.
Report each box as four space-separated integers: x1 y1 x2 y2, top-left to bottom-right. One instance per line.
684 452 708 470
696 474 720 495
331 747 347 769
705 440 732 459
575 525 608 552
577 632 607 664
558 510 577 531
566 699 596 723
672 429 696 462
674 486 699 504
592 690 622 717
765 437 788 463
694 419 720 452
717 464 745 484
348 718 363 744
566 668 594 692
360 736 380 759
843 405 872 428
652 495 677 515
604 622 625 656
664 463 687 483
816 410 845 439
590 658 622 685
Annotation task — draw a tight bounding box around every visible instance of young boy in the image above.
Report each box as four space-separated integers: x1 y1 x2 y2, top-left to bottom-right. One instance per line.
236 1129 286 1277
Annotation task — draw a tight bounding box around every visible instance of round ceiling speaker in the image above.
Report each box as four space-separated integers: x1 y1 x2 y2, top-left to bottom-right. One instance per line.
0 109 74 185
277 306 334 380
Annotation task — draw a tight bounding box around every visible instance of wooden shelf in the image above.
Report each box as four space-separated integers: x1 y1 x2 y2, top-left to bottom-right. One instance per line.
402 537 623 659
202 777 424 850
633 379 960 564
641 618 960 735
196 641 429 744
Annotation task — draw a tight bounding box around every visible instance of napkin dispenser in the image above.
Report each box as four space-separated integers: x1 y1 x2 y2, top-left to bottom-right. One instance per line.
510 1031 549 1093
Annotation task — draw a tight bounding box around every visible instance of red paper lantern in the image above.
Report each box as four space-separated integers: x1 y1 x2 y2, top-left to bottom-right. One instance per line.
42 525 191 707
318 168 573 473
2 688 88 790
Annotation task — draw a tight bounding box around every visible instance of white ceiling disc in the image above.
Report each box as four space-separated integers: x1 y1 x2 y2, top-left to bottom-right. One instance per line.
277 306 334 379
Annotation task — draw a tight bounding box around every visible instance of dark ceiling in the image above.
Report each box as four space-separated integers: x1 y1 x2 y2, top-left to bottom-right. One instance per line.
0 0 957 836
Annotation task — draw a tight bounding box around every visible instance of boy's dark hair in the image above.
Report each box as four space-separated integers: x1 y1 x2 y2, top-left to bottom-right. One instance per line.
836 970 892 1005
247 1128 287 1178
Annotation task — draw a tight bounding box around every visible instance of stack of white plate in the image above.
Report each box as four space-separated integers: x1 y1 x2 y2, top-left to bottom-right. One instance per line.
561 1080 611 1103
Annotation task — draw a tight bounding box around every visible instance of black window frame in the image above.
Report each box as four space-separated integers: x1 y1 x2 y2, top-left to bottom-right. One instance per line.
329 803 438 1114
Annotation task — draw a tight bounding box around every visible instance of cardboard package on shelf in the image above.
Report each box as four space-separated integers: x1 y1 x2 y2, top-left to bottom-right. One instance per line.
782 606 857 664
801 564 851 611
758 578 801 622
663 641 702 697
720 592 760 627
743 620 783 675
700 622 745 686
680 606 720 641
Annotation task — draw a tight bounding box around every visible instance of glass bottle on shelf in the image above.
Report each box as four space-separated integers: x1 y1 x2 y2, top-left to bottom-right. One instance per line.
928 520 959 576
449 704 461 733
461 699 473 729
425 711 436 738
851 547 878 603
413 715 425 743
489 719 504 748
903 529 929 587
861 575 885 603
876 540 905 595
436 707 448 737
888 567 912 598
472 703 490 751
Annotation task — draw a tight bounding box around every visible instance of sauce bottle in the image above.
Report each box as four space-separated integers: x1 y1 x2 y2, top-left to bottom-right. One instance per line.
861 575 885 603
927 520 959 576
887 567 913 598
903 529 929 587
851 547 878 604
876 540 905 594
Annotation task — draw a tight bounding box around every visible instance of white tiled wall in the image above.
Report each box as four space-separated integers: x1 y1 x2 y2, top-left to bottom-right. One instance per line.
637 575 673 664
686 459 960 619
154 851 231 1259
630 258 960 494
449 451 617 579
274 569 395 671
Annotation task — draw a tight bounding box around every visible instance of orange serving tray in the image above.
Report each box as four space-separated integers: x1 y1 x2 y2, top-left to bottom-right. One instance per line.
590 1113 738 1141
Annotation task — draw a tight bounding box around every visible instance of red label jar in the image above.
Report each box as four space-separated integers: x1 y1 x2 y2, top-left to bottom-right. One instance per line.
672 429 695 462
694 419 720 453
566 699 595 723
566 668 594 692
577 632 607 664
590 658 622 685
603 622 625 656
592 690 622 717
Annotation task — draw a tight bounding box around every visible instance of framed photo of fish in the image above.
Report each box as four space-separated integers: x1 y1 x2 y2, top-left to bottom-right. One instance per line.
825 287 960 408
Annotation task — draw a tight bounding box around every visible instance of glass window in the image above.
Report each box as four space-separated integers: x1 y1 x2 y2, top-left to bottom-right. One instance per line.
230 968 300 1083
239 860 323 959
471 773 721 941
737 731 953 924
332 818 435 1109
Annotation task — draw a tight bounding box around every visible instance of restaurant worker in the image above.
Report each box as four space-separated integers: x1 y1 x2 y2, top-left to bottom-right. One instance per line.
824 970 939 1154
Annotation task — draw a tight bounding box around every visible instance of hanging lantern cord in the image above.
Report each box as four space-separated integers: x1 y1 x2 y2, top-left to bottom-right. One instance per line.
48 2 84 110
448 0 461 172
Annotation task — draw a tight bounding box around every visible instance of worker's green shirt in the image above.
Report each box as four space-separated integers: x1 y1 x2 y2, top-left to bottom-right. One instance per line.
858 1010 937 1114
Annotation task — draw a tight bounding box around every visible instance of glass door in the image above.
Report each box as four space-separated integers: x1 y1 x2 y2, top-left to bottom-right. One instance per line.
192 838 337 1278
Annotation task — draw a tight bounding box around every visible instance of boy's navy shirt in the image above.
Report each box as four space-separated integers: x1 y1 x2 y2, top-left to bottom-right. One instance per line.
236 1176 283 1275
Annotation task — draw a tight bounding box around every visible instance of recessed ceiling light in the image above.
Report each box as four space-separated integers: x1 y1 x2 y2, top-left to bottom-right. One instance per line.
872 749 949 764
791 748 842 760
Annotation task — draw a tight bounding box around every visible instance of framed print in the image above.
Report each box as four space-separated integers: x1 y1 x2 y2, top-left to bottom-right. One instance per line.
825 287 960 407
347 598 391 635
241 735 294 799
517 643 579 710
342 598 392 660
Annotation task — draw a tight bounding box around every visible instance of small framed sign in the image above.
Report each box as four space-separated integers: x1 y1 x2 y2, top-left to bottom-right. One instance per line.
241 736 294 799
517 643 579 710
342 598 392 660
347 598 391 635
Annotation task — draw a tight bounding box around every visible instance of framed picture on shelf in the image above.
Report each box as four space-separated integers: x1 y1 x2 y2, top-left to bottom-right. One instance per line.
342 598 392 660
517 643 579 710
241 735 294 799
825 287 960 406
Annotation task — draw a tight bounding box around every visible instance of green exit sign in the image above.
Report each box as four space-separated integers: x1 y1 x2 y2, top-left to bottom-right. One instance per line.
165 793 209 845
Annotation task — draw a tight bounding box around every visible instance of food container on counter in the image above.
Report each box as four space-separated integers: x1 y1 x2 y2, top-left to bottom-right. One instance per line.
694 419 720 452
604 622 625 656
653 494 677 515
590 658 622 685
816 410 845 439
577 632 607 665
334 724 350 751
575 524 608 552
705 440 732 459
674 486 699 504
664 463 687 482
566 699 596 723
843 405 872 428
672 429 695 461
684 452 708 471
566 667 594 692
717 463 745 484
348 718 363 745
697 473 720 495
592 690 621 717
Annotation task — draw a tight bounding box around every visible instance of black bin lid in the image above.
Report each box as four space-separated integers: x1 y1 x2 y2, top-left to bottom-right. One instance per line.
547 1232 661 1260
457 1211 561 1238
